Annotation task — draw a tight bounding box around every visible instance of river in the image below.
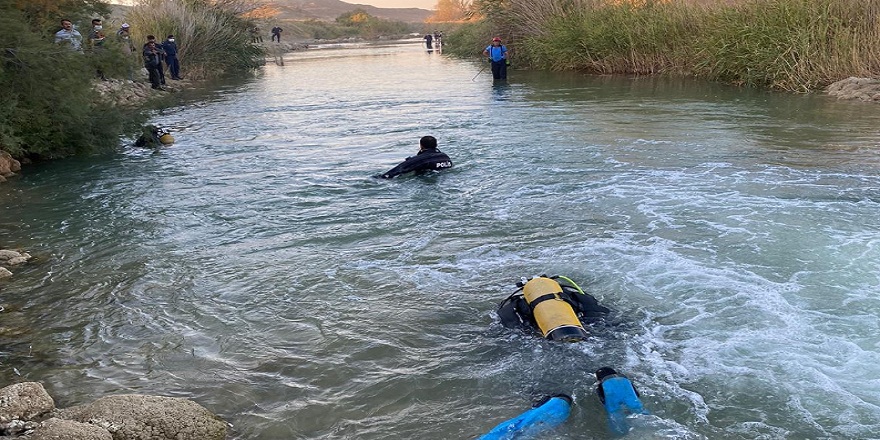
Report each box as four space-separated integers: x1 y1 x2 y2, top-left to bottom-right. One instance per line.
2 40 880 439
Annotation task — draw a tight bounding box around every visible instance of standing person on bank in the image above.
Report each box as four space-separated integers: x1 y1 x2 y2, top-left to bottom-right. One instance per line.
88 18 107 79
144 35 166 85
54 19 83 52
376 136 453 179
143 40 163 90
482 37 509 80
162 35 182 80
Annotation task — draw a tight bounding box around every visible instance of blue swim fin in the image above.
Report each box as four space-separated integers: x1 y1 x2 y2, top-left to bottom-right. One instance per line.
478 394 572 440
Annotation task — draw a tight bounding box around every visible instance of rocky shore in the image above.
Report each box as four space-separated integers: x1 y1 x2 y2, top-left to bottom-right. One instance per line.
0 249 30 279
825 76 880 101
92 76 190 108
0 382 228 439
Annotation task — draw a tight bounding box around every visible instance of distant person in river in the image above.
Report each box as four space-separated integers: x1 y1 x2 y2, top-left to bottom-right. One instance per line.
482 36 508 80
271 26 283 43
423 33 433 49
376 136 453 179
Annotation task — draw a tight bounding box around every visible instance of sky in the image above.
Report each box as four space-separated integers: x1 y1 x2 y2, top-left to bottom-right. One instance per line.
345 0 436 10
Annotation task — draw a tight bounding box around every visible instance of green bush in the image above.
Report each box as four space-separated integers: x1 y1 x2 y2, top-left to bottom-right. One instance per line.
128 0 264 79
694 0 874 90
0 1 129 159
449 0 880 91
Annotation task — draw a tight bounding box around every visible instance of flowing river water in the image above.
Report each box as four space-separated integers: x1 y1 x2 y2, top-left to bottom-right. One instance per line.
2 40 880 439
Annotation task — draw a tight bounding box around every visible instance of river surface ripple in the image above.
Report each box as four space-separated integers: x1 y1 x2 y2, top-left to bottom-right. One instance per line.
2 40 880 439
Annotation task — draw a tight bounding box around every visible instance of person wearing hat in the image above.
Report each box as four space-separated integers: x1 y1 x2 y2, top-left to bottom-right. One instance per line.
162 34 182 80
375 136 453 179
482 36 509 80
116 23 133 54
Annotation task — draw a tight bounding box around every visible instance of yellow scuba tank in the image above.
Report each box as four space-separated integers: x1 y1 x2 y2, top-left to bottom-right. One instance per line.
522 277 589 342
159 133 175 144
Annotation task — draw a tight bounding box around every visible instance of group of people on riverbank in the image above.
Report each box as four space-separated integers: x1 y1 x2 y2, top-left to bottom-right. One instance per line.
53 19 182 90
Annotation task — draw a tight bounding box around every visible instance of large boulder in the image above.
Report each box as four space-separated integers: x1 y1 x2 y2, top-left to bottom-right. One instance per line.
29 417 113 440
56 395 227 440
0 151 21 182
0 382 55 424
0 249 31 266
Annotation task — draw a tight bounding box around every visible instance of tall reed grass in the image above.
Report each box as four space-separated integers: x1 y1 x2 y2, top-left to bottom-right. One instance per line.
128 0 263 80
448 0 880 91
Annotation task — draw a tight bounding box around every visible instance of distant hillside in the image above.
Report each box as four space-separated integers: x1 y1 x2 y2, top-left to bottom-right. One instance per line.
259 0 433 22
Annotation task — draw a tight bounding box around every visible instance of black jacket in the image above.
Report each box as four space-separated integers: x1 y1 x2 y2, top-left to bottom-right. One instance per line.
379 148 452 179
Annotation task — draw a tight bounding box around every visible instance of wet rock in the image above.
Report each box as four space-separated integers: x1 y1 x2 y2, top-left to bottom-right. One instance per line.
826 77 880 101
2 418 40 436
0 382 56 424
92 78 187 108
56 394 227 440
29 417 113 440
0 249 31 265
0 151 21 182
0 267 11 278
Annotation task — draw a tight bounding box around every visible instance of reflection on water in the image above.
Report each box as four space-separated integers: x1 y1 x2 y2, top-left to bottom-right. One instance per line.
2 40 880 440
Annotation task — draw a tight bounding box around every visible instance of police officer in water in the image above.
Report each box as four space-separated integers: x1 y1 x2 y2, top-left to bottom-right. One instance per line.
377 136 453 179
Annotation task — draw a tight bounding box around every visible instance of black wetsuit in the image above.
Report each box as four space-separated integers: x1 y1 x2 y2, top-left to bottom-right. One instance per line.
379 148 452 179
497 280 610 333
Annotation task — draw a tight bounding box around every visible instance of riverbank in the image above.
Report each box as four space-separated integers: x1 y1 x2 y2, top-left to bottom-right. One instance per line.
446 0 880 93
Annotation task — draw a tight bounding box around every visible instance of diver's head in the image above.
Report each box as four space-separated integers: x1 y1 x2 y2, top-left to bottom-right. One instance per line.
419 135 437 150
595 367 619 382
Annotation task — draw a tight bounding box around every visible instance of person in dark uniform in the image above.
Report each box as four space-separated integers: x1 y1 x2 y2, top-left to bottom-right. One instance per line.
377 136 452 179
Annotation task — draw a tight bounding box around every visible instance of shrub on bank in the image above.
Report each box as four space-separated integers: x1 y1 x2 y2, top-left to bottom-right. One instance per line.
127 0 264 80
445 0 880 91
0 2 129 159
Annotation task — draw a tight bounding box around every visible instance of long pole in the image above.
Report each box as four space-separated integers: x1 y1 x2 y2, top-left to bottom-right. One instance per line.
471 65 487 81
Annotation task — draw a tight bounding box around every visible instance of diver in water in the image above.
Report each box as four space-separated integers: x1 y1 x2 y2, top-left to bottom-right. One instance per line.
595 367 649 435
376 135 452 179
135 125 173 148
497 275 610 341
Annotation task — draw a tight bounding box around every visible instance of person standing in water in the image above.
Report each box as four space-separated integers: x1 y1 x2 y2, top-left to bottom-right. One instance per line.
482 36 509 80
